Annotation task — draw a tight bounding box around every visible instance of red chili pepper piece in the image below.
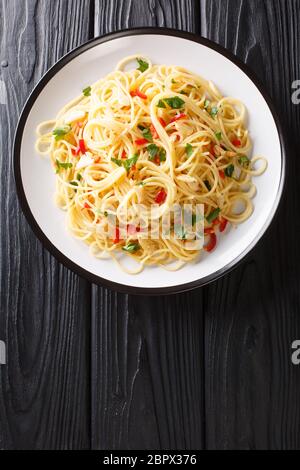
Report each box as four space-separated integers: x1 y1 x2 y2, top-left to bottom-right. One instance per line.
150 124 158 139
78 139 86 154
219 217 228 233
84 202 91 209
155 189 167 204
219 170 225 179
121 150 127 159
170 113 187 123
135 138 148 145
158 117 167 127
71 149 76 156
130 88 147 99
204 227 215 235
113 227 120 244
204 232 217 252
232 138 241 147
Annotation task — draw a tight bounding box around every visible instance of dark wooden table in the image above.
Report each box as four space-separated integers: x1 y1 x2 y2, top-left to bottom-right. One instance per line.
1 0 300 450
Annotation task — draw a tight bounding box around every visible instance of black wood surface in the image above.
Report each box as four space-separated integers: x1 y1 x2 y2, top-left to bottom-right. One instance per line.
0 0 92 450
0 0 299 450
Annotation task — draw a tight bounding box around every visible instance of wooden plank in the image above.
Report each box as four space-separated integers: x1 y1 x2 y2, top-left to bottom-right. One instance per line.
0 0 92 449
91 0 204 450
201 0 300 450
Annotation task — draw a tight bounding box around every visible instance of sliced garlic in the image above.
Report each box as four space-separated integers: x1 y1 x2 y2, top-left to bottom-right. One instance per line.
76 152 94 170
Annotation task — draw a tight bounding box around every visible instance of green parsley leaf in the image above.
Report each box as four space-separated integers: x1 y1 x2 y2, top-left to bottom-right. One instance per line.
147 144 159 160
111 157 122 166
136 58 149 73
70 181 78 187
215 131 222 140
157 99 166 108
55 159 72 173
77 173 82 181
204 99 210 109
159 148 166 162
171 78 177 84
138 124 146 131
136 181 145 186
180 90 188 95
112 154 139 171
210 107 219 118
164 96 185 109
238 155 250 168
204 180 211 191
104 211 108 217
186 143 193 158
53 125 71 141
225 164 235 177
141 127 153 142
123 154 139 172
206 208 221 224
122 242 141 253
82 86 91 97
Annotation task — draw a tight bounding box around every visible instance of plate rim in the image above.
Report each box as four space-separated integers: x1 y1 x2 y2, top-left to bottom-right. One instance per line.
13 27 287 295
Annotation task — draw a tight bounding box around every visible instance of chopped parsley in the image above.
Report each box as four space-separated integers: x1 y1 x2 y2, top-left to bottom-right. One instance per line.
69 181 78 192
157 99 166 108
164 96 185 109
111 157 122 167
204 180 211 191
77 173 82 181
225 164 235 177
140 126 153 142
215 131 222 140
136 58 149 73
147 144 166 162
185 143 193 158
206 208 221 224
238 155 250 168
82 86 91 97
204 99 210 109
159 148 166 162
52 125 71 141
112 154 138 172
122 242 141 253
55 159 72 173
210 107 219 118
147 144 158 160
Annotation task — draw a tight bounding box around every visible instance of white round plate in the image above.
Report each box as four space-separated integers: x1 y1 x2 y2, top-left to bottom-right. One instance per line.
14 29 286 294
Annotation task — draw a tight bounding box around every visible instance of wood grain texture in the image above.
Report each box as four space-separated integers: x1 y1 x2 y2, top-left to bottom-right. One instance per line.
0 0 92 449
91 0 205 450
201 0 300 450
94 0 199 32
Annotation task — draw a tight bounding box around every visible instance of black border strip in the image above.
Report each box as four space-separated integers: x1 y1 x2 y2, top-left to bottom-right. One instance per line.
13 28 287 296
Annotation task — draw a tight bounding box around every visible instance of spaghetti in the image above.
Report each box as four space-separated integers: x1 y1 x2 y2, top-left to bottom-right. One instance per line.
36 55 267 273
